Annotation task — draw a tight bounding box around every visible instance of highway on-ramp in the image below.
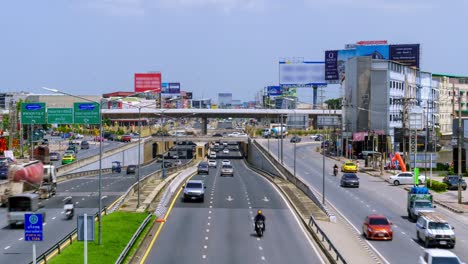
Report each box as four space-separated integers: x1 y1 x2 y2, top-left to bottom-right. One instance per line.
259 138 468 263
141 157 324 264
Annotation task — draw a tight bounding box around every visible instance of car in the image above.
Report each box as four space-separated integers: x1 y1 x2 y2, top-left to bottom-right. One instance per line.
362 215 393 240
222 160 231 166
197 162 209 174
152 131 170 137
290 135 301 143
162 161 173 168
341 161 358 173
66 145 78 154
416 213 456 248
126 165 137 174
64 150 75 156
174 160 182 166
94 136 105 142
208 160 217 168
442 175 467 191
122 135 132 142
61 154 75 165
309 134 322 140
237 133 248 137
80 140 90 150
321 140 330 148
74 133 84 139
228 132 240 137
112 161 122 173
220 164 234 177
212 133 223 137
183 180 206 202
223 149 229 154
0 165 8 180
418 249 464 264
389 172 425 186
209 152 217 159
340 173 359 187
41 138 49 145
223 142 228 147
50 152 60 161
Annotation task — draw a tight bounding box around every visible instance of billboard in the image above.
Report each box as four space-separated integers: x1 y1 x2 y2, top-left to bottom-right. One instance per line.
134 73 162 93
218 93 232 108
267 86 282 96
162 82 181 94
279 61 327 87
185 92 193 99
325 44 420 81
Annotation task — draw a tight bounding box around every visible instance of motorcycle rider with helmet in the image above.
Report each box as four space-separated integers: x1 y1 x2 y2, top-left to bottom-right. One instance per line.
254 210 266 231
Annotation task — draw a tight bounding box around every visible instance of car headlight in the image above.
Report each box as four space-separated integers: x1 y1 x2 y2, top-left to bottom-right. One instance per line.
368 227 373 232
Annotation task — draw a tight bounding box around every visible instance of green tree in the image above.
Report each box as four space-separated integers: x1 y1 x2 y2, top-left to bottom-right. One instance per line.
325 98 342 109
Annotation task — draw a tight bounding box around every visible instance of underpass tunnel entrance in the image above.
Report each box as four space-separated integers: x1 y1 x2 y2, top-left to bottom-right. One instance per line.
152 143 158 158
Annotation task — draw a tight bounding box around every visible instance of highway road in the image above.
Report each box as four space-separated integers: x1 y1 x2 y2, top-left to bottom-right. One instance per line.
141 155 324 264
258 138 468 263
0 156 184 264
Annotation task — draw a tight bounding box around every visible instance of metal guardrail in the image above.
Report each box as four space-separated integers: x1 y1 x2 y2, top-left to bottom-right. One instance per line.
308 216 347 264
115 213 153 264
30 207 108 264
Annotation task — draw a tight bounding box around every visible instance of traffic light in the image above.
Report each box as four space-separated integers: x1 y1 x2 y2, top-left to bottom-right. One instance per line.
453 148 466 174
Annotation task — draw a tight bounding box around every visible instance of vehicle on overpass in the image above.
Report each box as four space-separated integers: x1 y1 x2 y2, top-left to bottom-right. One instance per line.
7 193 45 227
270 125 288 138
112 161 122 173
126 165 137 174
62 154 75 165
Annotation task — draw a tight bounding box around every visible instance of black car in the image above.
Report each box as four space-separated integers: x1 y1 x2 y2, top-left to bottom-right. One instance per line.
340 173 360 188
212 133 223 137
0 166 8 180
126 165 137 174
42 138 49 145
152 131 170 137
81 140 90 149
442 175 467 191
290 136 301 143
315 135 324 141
197 162 209 174
162 161 173 168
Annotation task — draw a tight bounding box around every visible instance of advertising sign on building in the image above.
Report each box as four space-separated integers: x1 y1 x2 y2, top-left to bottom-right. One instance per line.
267 86 282 96
21 103 46 125
279 61 327 87
325 43 420 81
135 73 162 93
185 92 193 99
356 40 388 45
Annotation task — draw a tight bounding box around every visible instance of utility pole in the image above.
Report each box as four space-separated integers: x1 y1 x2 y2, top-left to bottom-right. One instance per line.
402 76 408 166
457 85 463 204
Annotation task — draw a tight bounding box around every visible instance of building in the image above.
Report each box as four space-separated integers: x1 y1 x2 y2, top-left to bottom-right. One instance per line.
191 99 211 109
0 92 30 110
218 93 232 108
432 74 468 138
343 56 438 152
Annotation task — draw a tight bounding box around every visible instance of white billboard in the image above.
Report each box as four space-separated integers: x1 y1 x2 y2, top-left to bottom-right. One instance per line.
279 61 327 87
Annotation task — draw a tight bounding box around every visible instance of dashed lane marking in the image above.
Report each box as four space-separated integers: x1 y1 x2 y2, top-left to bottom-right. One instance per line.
4 246 10 250
52 217 56 220
18 237 23 241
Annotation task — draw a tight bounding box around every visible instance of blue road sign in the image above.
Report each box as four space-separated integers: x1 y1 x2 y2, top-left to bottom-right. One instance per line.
24 214 43 241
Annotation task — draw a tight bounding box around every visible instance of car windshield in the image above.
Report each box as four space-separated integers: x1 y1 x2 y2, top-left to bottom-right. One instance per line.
345 163 355 166
199 164 208 168
428 222 451 230
415 201 433 208
369 218 389 225
432 257 461 264
344 174 357 179
222 165 232 169
186 183 202 189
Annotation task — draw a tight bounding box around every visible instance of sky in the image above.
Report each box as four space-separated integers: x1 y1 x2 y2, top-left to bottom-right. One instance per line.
1 0 468 103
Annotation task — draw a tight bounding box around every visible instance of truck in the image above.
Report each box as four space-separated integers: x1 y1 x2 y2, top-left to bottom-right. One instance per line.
270 125 288 138
7 193 45 227
407 186 435 221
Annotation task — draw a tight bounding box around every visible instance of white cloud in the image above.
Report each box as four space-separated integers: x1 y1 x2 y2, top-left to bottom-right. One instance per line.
303 0 438 12
157 0 267 11
85 0 146 16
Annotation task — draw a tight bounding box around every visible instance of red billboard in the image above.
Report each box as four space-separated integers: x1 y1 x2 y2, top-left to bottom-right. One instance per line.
356 40 387 45
134 73 162 93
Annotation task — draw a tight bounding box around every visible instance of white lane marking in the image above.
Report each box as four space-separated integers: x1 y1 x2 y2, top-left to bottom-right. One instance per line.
208 216 211 219
82 198 85 201
226 196 234 202
61 211 64 214
205 237 209 240
258 246 263 250
262 196 270 202
75 202 79 205
19 237 23 241
209 211 212 214
401 232 406 235
43 223 47 226
202 255 206 259
257 238 260 241
206 229 210 232
209 205 213 208
4 246 10 250
207 223 211 226
261 256 266 261
52 217 56 220
204 245 208 249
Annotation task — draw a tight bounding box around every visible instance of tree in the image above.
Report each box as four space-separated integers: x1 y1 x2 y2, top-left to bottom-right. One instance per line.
325 98 342 109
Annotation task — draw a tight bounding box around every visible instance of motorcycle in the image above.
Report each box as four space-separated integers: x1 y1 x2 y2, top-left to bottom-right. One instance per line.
64 203 74 220
333 167 338 176
255 220 265 237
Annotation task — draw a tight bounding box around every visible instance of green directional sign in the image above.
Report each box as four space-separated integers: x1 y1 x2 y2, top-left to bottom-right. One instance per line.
47 108 73 124
21 103 46 124
74 102 100 124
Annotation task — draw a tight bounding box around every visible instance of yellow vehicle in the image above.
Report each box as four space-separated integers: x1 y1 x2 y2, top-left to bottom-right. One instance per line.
341 161 358 173
62 154 76 165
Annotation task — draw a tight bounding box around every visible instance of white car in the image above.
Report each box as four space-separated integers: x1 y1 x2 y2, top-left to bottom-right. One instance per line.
75 133 84 139
237 133 248 137
418 249 464 264
388 172 426 186
223 142 228 146
223 149 229 154
228 132 240 137
209 152 217 159
208 160 217 168
222 160 231 166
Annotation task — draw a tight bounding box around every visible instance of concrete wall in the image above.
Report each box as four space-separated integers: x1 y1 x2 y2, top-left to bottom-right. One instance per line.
247 139 282 178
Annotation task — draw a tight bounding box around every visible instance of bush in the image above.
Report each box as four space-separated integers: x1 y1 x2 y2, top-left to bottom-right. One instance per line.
427 180 447 192
438 172 448 177
436 163 449 171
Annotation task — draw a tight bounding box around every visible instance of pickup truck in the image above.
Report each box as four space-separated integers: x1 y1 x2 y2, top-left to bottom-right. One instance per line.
407 186 435 221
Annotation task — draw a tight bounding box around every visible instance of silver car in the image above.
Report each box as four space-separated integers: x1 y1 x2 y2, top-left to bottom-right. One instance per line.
183 180 206 202
220 164 234 177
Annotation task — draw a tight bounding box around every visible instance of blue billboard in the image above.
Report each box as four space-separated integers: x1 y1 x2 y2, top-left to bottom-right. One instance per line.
267 86 282 96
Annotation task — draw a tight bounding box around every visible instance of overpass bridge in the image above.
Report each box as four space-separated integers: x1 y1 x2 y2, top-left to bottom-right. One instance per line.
102 108 342 135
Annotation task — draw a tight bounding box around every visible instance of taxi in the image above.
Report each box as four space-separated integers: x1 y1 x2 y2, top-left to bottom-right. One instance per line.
341 161 358 173
62 154 76 165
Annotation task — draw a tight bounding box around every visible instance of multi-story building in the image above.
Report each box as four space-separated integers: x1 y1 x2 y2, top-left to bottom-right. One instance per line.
343 56 438 152
432 74 468 138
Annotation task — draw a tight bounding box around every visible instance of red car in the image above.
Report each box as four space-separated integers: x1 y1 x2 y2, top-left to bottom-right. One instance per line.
122 135 131 142
94 136 105 142
362 215 393 240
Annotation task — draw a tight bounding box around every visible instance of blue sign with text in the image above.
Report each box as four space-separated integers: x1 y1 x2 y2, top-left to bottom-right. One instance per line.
24 214 43 241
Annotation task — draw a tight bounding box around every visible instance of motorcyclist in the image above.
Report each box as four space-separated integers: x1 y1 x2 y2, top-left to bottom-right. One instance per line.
254 210 266 231
333 164 339 175
64 196 74 218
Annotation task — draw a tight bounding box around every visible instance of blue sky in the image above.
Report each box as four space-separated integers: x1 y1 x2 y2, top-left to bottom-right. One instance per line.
1 0 467 103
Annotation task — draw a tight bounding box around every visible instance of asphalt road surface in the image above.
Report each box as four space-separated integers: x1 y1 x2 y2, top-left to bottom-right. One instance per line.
0 157 185 264
259 139 468 263
142 156 324 264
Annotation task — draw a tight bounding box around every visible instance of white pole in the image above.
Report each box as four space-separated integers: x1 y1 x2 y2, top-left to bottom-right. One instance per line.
84 213 88 264
32 243 36 264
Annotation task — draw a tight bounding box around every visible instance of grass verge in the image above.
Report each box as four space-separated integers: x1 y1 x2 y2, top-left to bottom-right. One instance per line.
48 212 148 264
122 215 155 264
